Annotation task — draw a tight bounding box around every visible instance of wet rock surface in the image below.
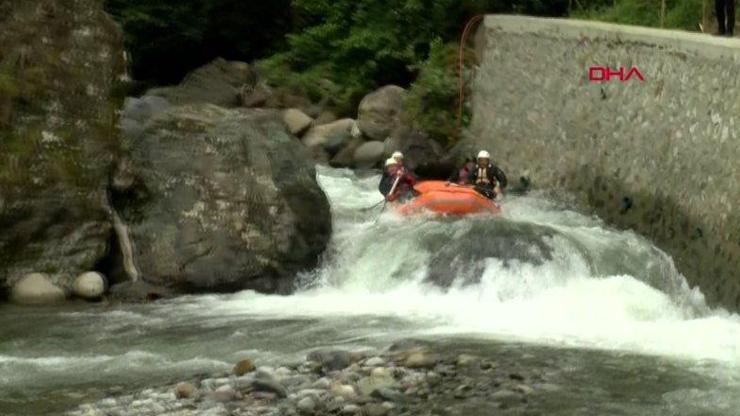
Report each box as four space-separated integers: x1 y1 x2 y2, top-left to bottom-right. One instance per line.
116 105 332 294
0 0 124 295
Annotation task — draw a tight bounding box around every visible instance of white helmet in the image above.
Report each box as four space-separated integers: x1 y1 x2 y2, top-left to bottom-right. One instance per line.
385 158 398 167
392 151 404 160
477 150 491 159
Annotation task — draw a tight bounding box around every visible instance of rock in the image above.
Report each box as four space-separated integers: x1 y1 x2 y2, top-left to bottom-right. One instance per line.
283 109 314 136
341 404 360 415
455 354 478 367
119 96 172 140
208 386 240 402
509 372 526 381
390 127 449 179
10 273 66 305
252 378 288 398
0 0 122 295
312 378 331 390
370 367 392 378
329 137 364 168
513 383 534 395
404 351 439 369
371 388 404 402
264 88 314 114
296 396 316 415
307 349 352 372
363 403 390 416
149 58 256 108
108 280 173 303
240 84 273 108
491 389 521 407
175 382 197 399
353 141 385 168
233 359 255 376
356 375 399 397
121 106 331 293
357 85 407 141
364 357 386 367
314 111 337 125
302 119 359 150
72 272 106 300
329 382 356 400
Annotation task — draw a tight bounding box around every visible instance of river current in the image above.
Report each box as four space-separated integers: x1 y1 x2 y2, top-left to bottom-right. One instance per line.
1 166 738 415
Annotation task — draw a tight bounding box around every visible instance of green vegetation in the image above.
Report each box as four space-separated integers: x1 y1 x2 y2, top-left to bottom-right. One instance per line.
571 0 704 31
106 0 706 147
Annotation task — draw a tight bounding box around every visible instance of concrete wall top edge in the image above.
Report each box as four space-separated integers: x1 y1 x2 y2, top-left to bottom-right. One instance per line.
483 15 740 61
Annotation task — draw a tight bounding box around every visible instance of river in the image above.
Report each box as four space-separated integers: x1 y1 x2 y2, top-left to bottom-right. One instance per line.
1 166 739 415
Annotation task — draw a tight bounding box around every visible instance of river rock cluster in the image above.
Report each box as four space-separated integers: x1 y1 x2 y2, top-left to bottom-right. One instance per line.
67 341 547 416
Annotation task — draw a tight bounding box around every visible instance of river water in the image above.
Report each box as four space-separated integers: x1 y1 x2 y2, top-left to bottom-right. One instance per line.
1 166 739 415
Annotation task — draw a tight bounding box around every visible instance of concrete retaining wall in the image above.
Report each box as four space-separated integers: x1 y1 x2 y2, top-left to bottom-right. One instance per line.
470 15 740 310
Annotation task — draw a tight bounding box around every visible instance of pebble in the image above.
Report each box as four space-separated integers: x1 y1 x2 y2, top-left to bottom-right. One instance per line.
307 349 352 372
363 403 390 416
296 396 316 414
404 351 438 369
252 378 288 398
456 354 478 367
513 383 535 395
312 377 331 390
329 382 357 400
365 356 386 367
234 359 255 376
371 387 404 402
341 404 361 415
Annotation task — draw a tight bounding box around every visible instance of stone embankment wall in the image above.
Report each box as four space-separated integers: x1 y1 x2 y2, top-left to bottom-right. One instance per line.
470 15 740 310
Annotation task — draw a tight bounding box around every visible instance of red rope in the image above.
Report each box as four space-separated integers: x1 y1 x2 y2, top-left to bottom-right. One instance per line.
457 15 485 132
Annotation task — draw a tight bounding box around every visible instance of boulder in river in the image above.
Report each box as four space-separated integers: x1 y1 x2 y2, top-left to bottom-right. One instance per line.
72 271 106 300
283 109 314 136
357 85 407 141
117 105 331 294
389 127 450 179
303 119 359 151
353 141 386 169
10 273 66 305
148 58 256 108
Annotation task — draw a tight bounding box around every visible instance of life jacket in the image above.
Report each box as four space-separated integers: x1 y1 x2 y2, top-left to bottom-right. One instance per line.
474 166 495 186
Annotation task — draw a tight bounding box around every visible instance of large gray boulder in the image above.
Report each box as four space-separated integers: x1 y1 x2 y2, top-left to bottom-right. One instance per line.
357 85 407 141
389 127 450 179
0 0 123 295
302 118 359 149
282 109 313 136
353 141 386 169
148 58 256 108
118 105 331 293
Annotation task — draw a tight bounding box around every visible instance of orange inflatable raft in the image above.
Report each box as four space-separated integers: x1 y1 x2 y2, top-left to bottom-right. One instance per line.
393 181 501 216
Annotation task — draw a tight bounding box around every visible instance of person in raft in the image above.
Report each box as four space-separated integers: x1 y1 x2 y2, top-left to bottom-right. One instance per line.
467 150 507 199
449 156 476 185
378 152 416 202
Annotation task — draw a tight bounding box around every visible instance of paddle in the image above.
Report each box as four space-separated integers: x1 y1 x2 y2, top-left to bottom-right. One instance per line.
374 174 402 222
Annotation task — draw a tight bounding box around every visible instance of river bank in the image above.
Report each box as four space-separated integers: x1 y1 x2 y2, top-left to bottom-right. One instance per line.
62 337 739 416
